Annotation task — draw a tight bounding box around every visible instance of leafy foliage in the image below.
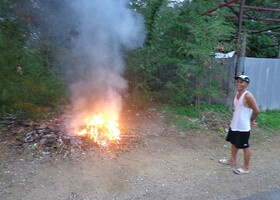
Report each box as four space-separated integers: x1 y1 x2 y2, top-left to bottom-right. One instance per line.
0 0 65 117
217 0 280 58
247 33 279 58
126 0 234 107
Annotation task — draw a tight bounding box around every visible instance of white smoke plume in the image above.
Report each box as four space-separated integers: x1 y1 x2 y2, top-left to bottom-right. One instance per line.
68 0 146 131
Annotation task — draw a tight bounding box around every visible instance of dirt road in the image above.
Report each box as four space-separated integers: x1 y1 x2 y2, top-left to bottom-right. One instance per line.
1 108 280 200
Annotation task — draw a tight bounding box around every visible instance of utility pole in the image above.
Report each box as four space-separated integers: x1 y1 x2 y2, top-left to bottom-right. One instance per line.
237 0 245 56
235 0 245 76
241 33 247 57
278 41 280 58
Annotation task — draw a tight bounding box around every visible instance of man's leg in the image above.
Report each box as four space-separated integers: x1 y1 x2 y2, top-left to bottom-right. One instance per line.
229 144 238 164
242 147 251 171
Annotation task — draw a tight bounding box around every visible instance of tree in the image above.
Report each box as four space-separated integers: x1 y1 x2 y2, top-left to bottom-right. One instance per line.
126 0 234 109
0 0 65 116
215 0 280 57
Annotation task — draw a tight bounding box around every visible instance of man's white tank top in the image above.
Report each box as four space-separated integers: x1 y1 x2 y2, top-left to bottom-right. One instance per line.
230 91 252 131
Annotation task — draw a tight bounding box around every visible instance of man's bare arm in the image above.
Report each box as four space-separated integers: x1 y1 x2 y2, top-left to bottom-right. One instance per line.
245 92 260 126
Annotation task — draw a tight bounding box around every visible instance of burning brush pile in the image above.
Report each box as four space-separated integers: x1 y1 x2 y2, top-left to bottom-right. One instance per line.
77 114 121 146
0 107 144 157
71 111 144 153
73 110 145 151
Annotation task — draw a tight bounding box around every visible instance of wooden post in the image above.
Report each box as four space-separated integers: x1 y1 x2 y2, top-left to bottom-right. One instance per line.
237 0 245 56
278 41 280 58
235 0 245 78
241 33 247 57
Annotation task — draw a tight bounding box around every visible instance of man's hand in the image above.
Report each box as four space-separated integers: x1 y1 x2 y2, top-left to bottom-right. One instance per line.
251 120 258 127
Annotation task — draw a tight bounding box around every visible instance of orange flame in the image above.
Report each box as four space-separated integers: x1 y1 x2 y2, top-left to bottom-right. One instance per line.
77 114 121 146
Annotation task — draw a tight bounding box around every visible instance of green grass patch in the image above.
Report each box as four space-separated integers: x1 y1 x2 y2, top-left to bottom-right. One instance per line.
160 104 280 142
161 104 232 117
257 110 280 132
161 104 232 132
167 106 198 118
161 105 202 131
251 130 269 142
199 104 233 116
164 111 199 131
217 133 226 138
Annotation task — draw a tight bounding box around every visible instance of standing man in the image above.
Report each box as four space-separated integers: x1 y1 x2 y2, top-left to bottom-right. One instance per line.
220 75 259 175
